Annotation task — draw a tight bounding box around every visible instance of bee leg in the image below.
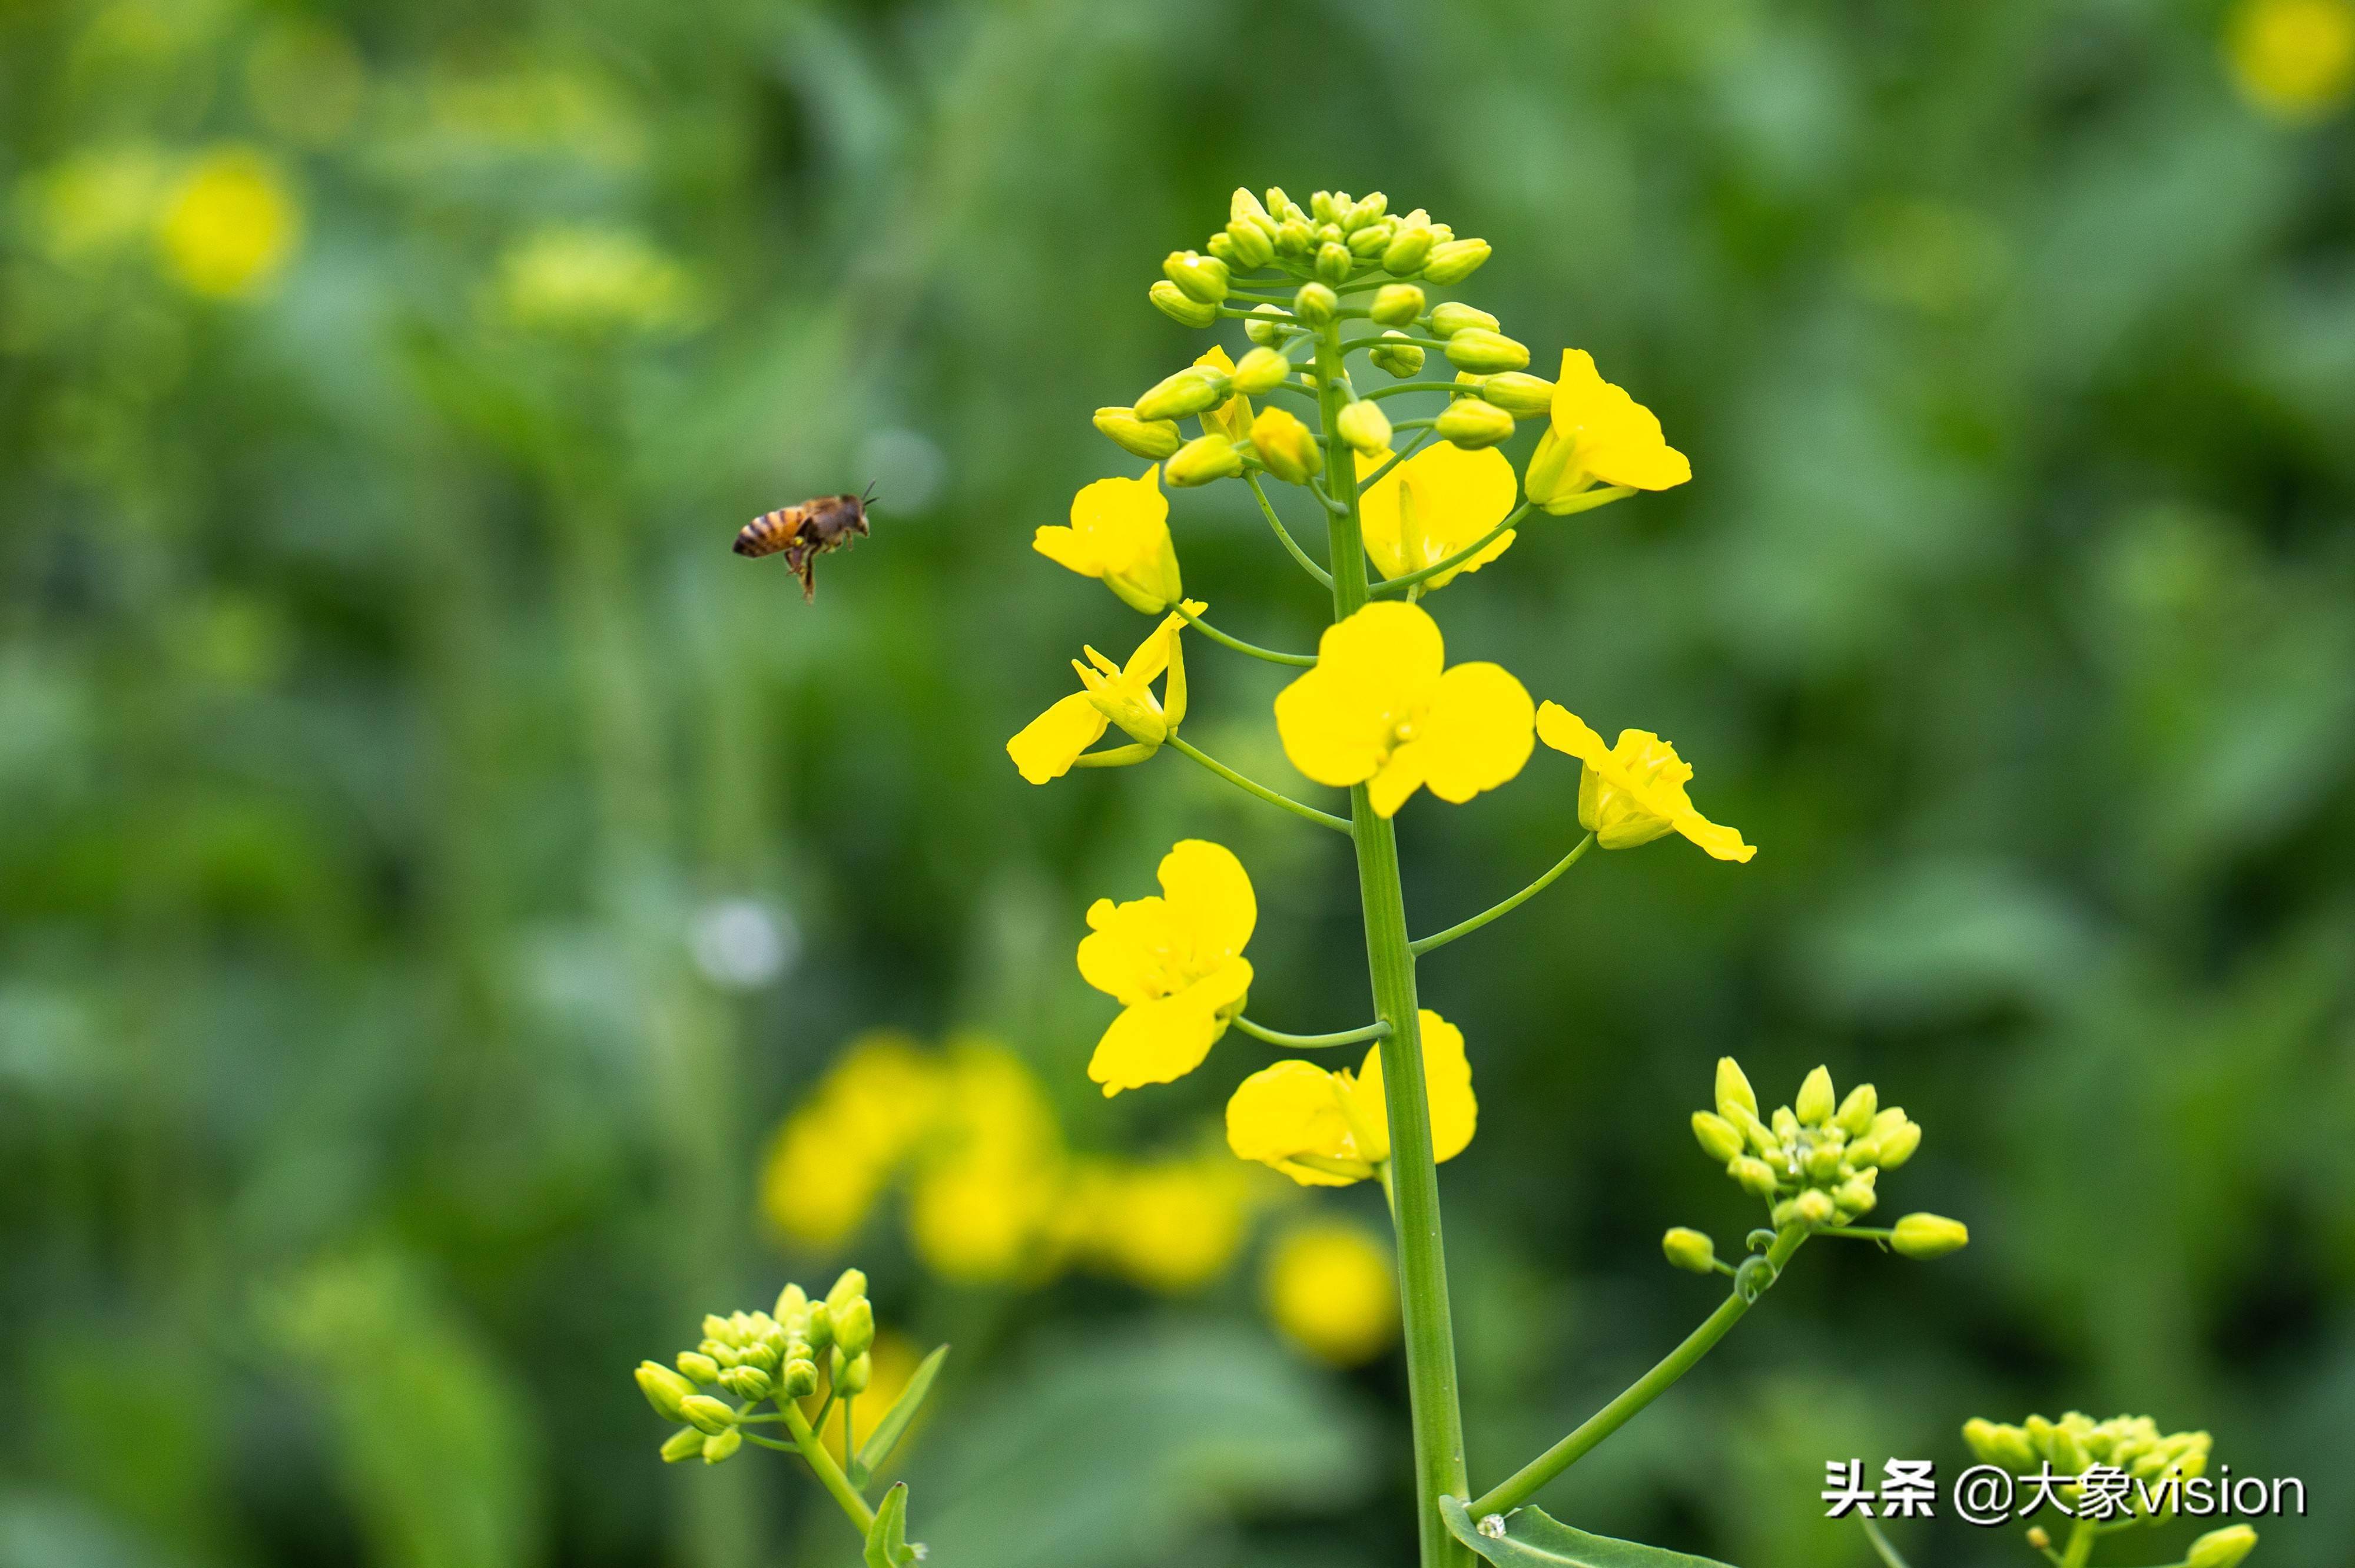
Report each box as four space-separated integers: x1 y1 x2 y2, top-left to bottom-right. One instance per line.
788 544 816 602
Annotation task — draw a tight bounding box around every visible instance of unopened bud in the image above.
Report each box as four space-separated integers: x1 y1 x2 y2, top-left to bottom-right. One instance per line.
2187 1526 2258 1568
1232 187 1276 233
802 1301 834 1352
702 1427 742 1464
1149 280 1218 329
1369 331 1425 378
835 1351 873 1395
1275 216 1314 257
1311 190 1340 225
1315 241 1352 286
1240 304 1289 348
1429 302 1498 336
1805 1142 1846 1182
1771 1105 1800 1142
1230 346 1289 396
1436 397 1515 449
1964 1418 2040 1471
1136 366 1231 423
1251 406 1322 485
1163 250 1230 304
1793 1189 1836 1227
1093 406 1183 460
1368 284 1424 327
781 1357 818 1397
1691 1112 1744 1165
833 1297 875 1358
1347 191 1388 227
1796 1066 1837 1125
1292 282 1338 327
2025 1527 2051 1552
636 1362 695 1421
1336 400 1391 455
1444 328 1528 374
680 1394 737 1435
1223 219 1275 270
1206 232 1236 267
1381 225 1433 276
1715 1058 1759 1121
1832 1175 1878 1216
719 1364 774 1401
661 1426 707 1463
1729 1155 1779 1198
1875 1119 1922 1171
1891 1213 1968 1259
1662 1228 1718 1274
1167 434 1244 487
1477 372 1554 417
676 1351 720 1385
824 1269 867 1314
1422 237 1491 284
774 1282 807 1320
2047 1424 2089 1475
1348 226 1394 263
1835 1084 1879 1136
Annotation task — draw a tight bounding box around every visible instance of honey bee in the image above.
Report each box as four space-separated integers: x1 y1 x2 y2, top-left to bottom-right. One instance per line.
732 485 874 601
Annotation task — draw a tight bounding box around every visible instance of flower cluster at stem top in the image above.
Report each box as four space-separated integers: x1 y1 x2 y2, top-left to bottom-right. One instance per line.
634 1267 884 1466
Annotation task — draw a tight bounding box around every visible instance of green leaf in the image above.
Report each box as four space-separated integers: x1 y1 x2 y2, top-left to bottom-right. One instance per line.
850 1344 948 1488
1440 1497 1738 1568
863 1481 918 1568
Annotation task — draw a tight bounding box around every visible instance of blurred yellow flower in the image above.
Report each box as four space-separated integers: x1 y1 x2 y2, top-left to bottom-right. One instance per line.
1536 701 1754 863
1273 601 1534 817
1194 343 1253 442
1079 839 1256 1096
808 1329 923 1464
157 147 300 299
760 1032 943 1246
493 224 694 336
1006 602 1203 784
1357 442 1518 591
2225 0 2355 121
1066 1153 1255 1292
906 1041 1066 1282
1523 350 1689 509
1263 1221 1399 1365
1225 1011 1476 1185
1033 468 1183 614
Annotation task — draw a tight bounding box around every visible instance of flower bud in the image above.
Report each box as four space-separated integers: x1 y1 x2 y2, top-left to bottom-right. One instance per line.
1875 1119 1922 1171
1436 397 1515 449
1149 280 1219 328
1835 1084 1879 1136
824 1269 867 1315
701 1427 742 1464
1276 217 1314 257
1206 231 1236 267
1233 187 1277 233
1362 331 1421 378
1250 406 1322 485
1662 1228 1718 1275
802 1300 834 1352
1770 1196 1801 1228
680 1394 737 1435
2047 1424 2088 1475
1292 283 1338 327
1382 225 1434 276
1731 1103 1778 1156
1804 1141 1846 1183
1135 366 1231 423
1476 372 1554 417
774 1281 807 1318
1891 1213 1968 1259
1230 346 1290 396
1963 1418 2039 1471
1346 191 1388 227
2024 1527 2051 1552
1715 1058 1759 1121
660 1426 706 1463
1771 1105 1800 1142
1166 434 1244 487
781 1357 818 1397
1348 221 1395 258
1224 218 1275 270
1093 405 1183 460
1729 1155 1779 1197
719 1364 774 1401
1239 304 1287 348
1163 250 1230 304
1422 237 1491 284
636 1362 696 1421
676 1351 720 1384
1691 1112 1744 1165
2187 1526 2258 1568
1311 190 1340 224
1442 328 1528 374
1832 1175 1878 1216
1315 241 1352 286
1367 284 1424 327
1796 1067 1836 1125
833 1297 875 1358
1336 399 1391 455
835 1350 872 1394
1429 302 1498 336
1793 1189 1836 1227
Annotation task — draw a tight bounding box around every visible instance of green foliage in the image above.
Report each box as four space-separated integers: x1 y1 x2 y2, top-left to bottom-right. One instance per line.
1440 1498 1732 1568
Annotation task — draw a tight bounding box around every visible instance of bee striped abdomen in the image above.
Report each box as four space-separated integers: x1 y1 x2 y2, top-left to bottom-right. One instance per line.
734 508 805 558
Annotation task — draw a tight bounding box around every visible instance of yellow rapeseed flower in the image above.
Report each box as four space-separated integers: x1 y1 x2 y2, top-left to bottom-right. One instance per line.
1079 840 1256 1096
1194 344 1254 442
1357 442 1518 591
1006 602 1203 784
1536 701 1754 862
1067 1152 1256 1293
1523 349 1689 509
1263 1221 1399 1365
905 1041 1066 1282
759 1032 943 1245
1273 601 1534 817
1033 468 1183 613
2225 0 2355 121
1225 1011 1476 1185
157 147 300 299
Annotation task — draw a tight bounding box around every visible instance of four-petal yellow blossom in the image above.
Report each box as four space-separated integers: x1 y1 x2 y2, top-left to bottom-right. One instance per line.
1357 442 1519 591
1079 840 1257 1095
1274 601 1534 817
1225 1011 1475 1185
1033 468 1183 613
1007 601 1204 784
1523 349 1690 509
1536 701 1754 862
1194 344 1254 442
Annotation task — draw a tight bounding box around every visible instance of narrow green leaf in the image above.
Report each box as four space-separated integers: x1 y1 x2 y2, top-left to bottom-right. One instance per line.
1441 1496 1739 1568
863 1481 917 1568
849 1344 948 1487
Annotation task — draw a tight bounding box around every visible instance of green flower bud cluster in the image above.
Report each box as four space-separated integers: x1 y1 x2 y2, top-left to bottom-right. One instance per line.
1692 1059 1945 1241
1962 1412 2214 1521
635 1267 880 1466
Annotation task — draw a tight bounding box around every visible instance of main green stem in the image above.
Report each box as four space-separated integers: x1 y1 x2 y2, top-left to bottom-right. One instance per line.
780 1403 874 1534
1314 324 1472 1568
1470 1227 1808 1517
2058 1521 2096 1568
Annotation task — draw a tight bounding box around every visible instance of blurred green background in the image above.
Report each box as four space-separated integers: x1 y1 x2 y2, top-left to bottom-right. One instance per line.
5 1 2353 1566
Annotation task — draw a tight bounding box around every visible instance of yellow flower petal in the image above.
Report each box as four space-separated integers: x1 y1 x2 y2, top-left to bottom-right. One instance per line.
1076 894 1182 1005
1041 469 1180 613
1348 1010 1477 1165
1226 1060 1362 1186
1194 344 1253 442
1087 956 1252 1095
1365 745 1429 819
1008 691 1110 784
1536 700 1754 862
1155 838 1257 963
1358 445 1518 589
1538 350 1691 500
1415 662 1535 804
1274 601 1445 788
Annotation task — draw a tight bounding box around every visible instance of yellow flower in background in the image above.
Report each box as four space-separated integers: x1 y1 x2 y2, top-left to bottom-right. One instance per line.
1066 1153 1256 1293
1194 343 1254 441
760 1032 943 1246
1523 350 1689 509
808 1330 922 1464
493 224 695 336
1079 839 1256 1095
157 147 300 299
1356 442 1519 591
1225 1011 1476 1185
907 1041 1066 1282
1006 602 1203 784
1536 701 1754 863
1264 1222 1399 1365
1034 468 1183 614
2225 0 2355 121
1274 601 1534 817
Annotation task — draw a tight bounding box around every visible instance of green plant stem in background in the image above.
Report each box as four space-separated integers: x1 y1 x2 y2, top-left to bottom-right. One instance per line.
1470 1227 1809 1517
1170 604 1316 665
1233 1016 1391 1049
1859 1517 1912 1568
1314 321 1474 1568
1166 737 1352 832
2058 1520 2097 1568
1411 834 1595 956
